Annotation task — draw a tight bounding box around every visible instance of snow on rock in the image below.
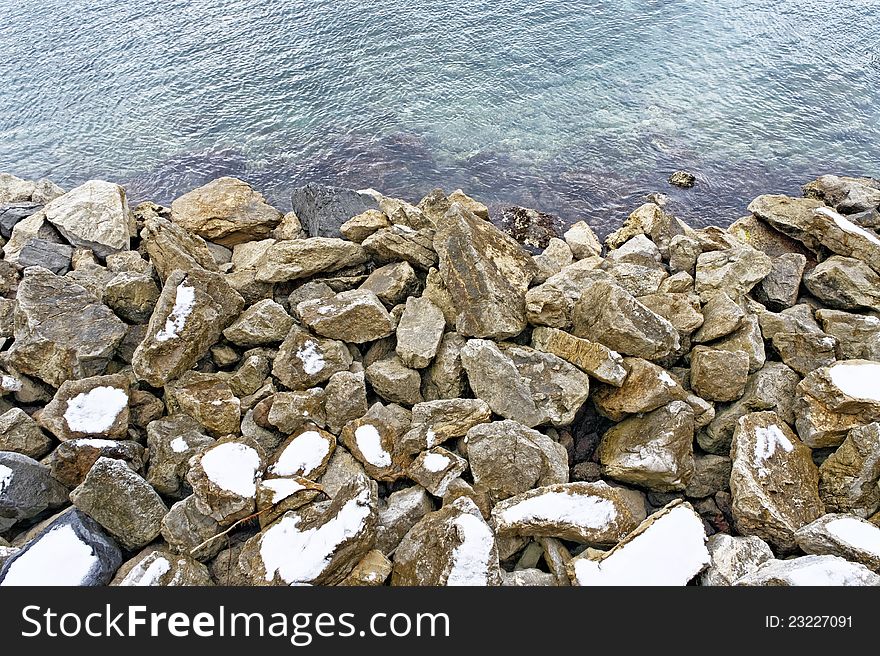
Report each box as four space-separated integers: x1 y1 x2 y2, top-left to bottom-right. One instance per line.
0 523 99 586
170 436 189 453
268 429 335 479
753 423 794 477
570 501 709 586
260 478 307 504
423 452 451 472
0 464 12 494
827 361 880 403
446 511 496 586
296 341 326 375
200 442 262 497
155 282 196 342
354 424 392 468
63 386 129 434
736 554 880 586
795 513 880 572
120 552 171 586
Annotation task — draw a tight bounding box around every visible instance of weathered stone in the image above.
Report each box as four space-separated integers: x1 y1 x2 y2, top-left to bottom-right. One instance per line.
160 494 224 562
297 289 394 343
376 485 434 555
4 210 64 264
795 513 880 572
7 266 127 387
692 292 744 343
365 356 423 406
466 420 568 505
70 457 169 550
255 238 367 283
418 188 488 224
362 226 437 270
803 174 880 214
132 269 244 387
669 170 696 188
391 496 501 586
563 221 602 259
461 339 590 428
525 261 607 329
592 358 687 421
817 310 880 360
239 478 377 585
729 411 824 553
532 238 574 284
735 554 880 586
771 331 837 377
754 253 807 310
37 374 130 441
747 195 827 251
601 260 668 297
18 238 73 274
111 548 213 586
803 256 880 311
407 447 468 496
638 292 703 338
359 261 420 307
421 267 456 327
685 454 732 499
0 173 35 204
139 215 218 281
0 202 40 240
266 426 336 480
101 272 161 323
531 327 627 386
221 298 293 347
265 389 327 433
395 296 445 368
256 476 324 529
694 245 772 300
605 202 685 257
572 280 679 360
271 326 352 391
818 422 880 517
230 238 275 272
186 437 265 525
668 234 701 276
690 346 749 402
700 534 775 586
340 209 391 243
170 177 281 247
47 438 145 489
491 481 639 545
711 314 766 373
434 203 536 339
0 451 68 531
0 509 122 586
165 372 241 436
409 399 491 450
421 332 467 401
324 371 368 434
658 271 694 294
339 416 407 482
569 501 709 586
340 549 393 586
43 180 132 257
0 408 53 458
291 183 380 238
145 415 215 498
795 360 880 448
598 401 695 493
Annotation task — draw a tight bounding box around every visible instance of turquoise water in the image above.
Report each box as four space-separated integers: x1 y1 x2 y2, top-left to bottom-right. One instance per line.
0 0 878 234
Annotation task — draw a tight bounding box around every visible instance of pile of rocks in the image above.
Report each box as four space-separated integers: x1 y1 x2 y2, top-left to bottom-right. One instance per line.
0 171 879 586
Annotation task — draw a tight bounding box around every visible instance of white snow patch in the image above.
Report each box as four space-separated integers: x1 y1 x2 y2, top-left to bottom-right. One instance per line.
317 305 335 315
446 512 495 586
825 517 880 558
422 453 451 473
261 478 307 504
0 524 99 586
201 442 261 497
63 386 128 434
816 206 880 247
827 361 880 403
269 431 331 477
0 464 12 495
658 370 677 387
119 553 171 586
259 486 372 584
296 341 326 375
70 438 120 449
355 424 391 467
753 424 794 477
572 504 709 586
426 428 440 448
497 492 617 530
170 437 189 453
1 375 21 391
781 556 877 586
155 282 196 342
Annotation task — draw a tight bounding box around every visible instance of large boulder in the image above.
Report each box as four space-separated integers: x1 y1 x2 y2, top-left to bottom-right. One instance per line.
297 289 395 344
694 246 772 300
6 266 127 387
43 180 133 257
255 238 367 283
291 183 379 238
186 437 265 525
803 256 880 311
433 204 536 340
530 326 627 386
139 215 218 281
795 513 880 572
0 451 69 531
271 325 353 390
171 177 282 246
700 534 774 586
818 422 880 517
36 374 130 441
132 269 244 387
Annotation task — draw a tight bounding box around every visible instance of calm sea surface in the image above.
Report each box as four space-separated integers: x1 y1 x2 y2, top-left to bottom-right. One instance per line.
1 0 878 234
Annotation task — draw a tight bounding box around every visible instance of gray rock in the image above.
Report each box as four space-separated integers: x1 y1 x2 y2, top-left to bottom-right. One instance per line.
139 215 219 281
0 408 53 459
0 509 122 586
735 555 880 586
4 210 65 263
46 438 146 489
700 534 775 586
502 569 558 586
686 454 733 499
266 426 336 480
407 447 468 496
690 346 749 402
395 296 445 368
531 326 627 386
298 289 394 343
365 356 423 406
43 180 132 257
264 389 327 434
803 255 880 311
803 174 880 214
605 202 685 258
710 314 766 373
362 226 438 271
409 398 491 448
572 279 679 361
291 183 380 238
563 220 602 259
18 238 73 274
111 548 213 586
102 272 161 323
70 456 169 550
376 486 434 555
271 325 353 390
818 422 880 517
223 299 293 346
694 246 772 300
255 238 367 283
0 202 41 239
592 357 687 422
145 415 215 498
421 332 468 401
340 209 391 243
359 261 420 306
37 374 130 441
668 234 702 276
7 266 127 387
324 371 368 434
771 331 837 377
0 451 69 531
816 310 880 360
754 253 807 311
164 372 241 437
795 513 880 572
161 494 225 562
692 291 744 344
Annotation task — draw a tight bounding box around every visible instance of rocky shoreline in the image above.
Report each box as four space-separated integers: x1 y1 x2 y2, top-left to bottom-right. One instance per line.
0 171 879 586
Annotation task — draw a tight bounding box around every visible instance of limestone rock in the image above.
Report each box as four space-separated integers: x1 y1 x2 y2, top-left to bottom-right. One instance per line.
324 371 368 434
70 457 169 550
132 269 244 387
266 426 336 480
711 314 766 373
564 221 602 259
685 454 733 499
795 513 880 572
754 253 807 310
47 438 145 488
598 401 695 493
524 260 607 329
160 494 224 562
256 238 367 283
571 279 679 361
817 310 880 360
421 332 467 401
339 416 407 482
362 226 437 270
360 261 420 306
434 204 536 339
735 555 880 586
461 339 590 428
692 291 744 343
391 496 501 586
0 509 122 586
7 266 127 387
729 411 824 553
409 399 491 449
532 238 573 283
395 296 445 368
690 346 749 402
223 299 293 346
0 173 35 204
165 372 241 436
491 481 640 545
531 326 627 386
139 215 218 281
43 180 132 257
694 246 772 300
170 177 282 247
298 289 394 343
407 447 468 496
102 272 161 323
466 420 568 505
0 451 69 531
803 256 880 311
186 437 265 525
340 209 391 243
112 548 213 586
700 534 775 586
265 389 327 434
803 174 880 213
569 501 709 586
272 326 352 391
239 478 377 585
771 331 837 377
145 415 215 498
605 202 685 257
340 549 392 586
0 408 53 458
18 239 73 274
37 374 130 441
592 357 687 421
818 422 880 517
4 210 64 264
